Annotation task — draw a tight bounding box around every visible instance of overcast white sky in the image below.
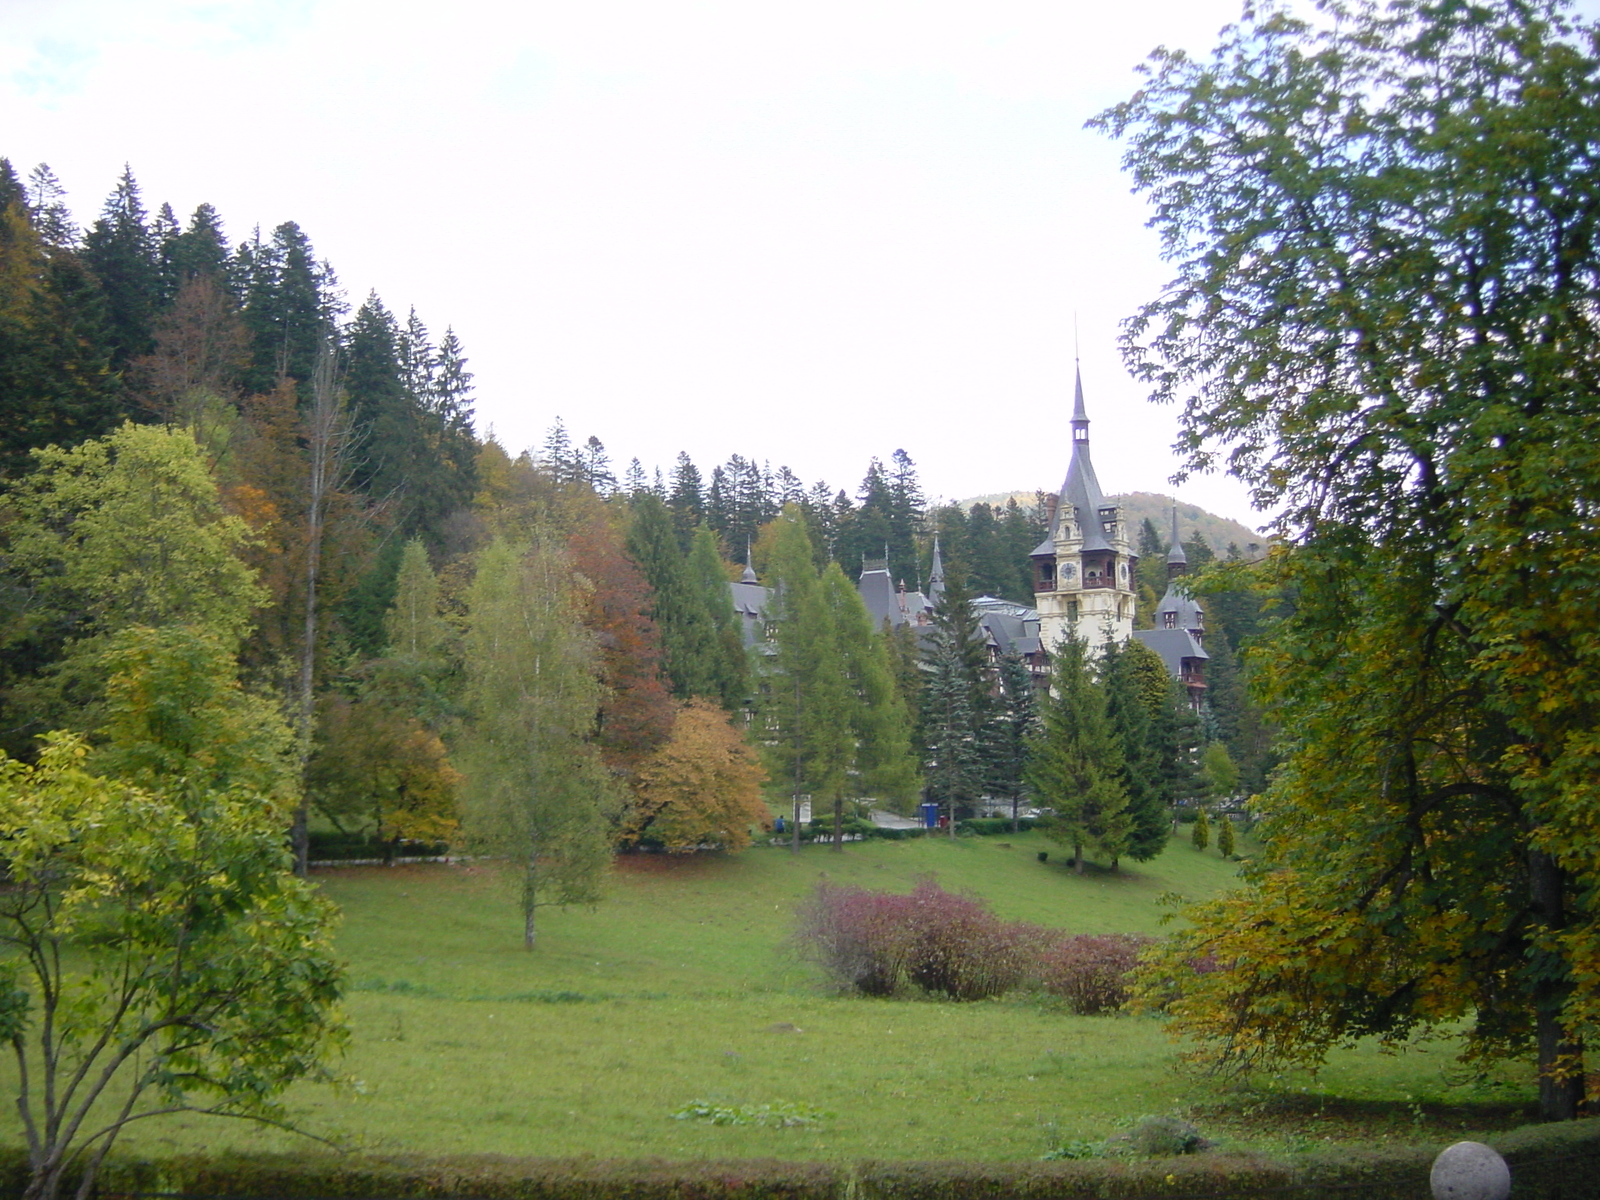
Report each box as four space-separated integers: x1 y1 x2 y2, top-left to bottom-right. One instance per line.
3 0 1269 527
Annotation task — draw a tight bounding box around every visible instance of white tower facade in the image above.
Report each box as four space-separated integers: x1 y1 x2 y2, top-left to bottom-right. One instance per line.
1030 366 1137 654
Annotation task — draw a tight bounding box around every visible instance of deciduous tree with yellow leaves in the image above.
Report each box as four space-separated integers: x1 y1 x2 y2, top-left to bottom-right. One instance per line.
1101 0 1600 1118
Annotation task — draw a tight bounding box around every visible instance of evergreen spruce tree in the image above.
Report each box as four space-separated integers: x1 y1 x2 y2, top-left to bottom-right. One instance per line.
0 187 122 476
1217 812 1236 859
0 158 21 211
625 458 649 496
773 465 806 510
238 221 331 395
982 651 1038 831
839 457 893 571
886 448 924 571
1001 498 1044 602
343 292 414 496
920 562 988 833
578 435 617 496
1164 685 1206 807
163 204 232 296
1135 517 1167 627
1102 638 1171 862
1027 633 1132 872
430 326 475 429
626 493 721 699
398 307 434 397
686 525 748 710
82 165 160 369
668 452 705 548
24 163 76 247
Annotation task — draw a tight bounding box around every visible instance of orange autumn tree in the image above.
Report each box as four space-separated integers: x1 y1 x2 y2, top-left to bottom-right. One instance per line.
625 699 768 852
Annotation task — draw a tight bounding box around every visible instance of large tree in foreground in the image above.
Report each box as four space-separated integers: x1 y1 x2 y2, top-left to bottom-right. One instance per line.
1 735 344 1200
1098 0 1600 1118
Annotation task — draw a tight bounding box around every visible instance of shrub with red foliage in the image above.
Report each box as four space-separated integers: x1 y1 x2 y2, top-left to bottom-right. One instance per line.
901 880 1049 1000
1035 933 1154 1014
793 878 1048 1001
792 883 914 996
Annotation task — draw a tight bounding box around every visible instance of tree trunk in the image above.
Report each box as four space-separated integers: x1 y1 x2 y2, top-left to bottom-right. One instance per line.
522 851 538 950
1074 843 1084 874
791 679 802 854
832 797 843 852
1529 848 1584 1119
294 344 347 878
1012 795 1019 834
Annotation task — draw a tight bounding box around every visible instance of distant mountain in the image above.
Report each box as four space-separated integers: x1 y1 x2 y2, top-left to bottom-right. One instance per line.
958 489 1266 556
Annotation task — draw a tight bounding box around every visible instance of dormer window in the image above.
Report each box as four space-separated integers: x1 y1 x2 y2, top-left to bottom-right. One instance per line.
1163 610 1177 629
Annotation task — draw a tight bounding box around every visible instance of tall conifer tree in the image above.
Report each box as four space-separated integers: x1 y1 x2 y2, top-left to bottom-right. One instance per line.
626 493 721 699
82 165 159 369
1028 633 1132 872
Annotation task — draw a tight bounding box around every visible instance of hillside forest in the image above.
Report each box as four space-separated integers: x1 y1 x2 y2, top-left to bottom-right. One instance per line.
0 158 1272 929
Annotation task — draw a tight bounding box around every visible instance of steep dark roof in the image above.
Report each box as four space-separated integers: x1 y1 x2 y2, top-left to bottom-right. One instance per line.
1131 628 1207 679
1052 364 1113 552
729 579 770 648
858 563 902 628
1155 580 1204 631
972 596 1043 659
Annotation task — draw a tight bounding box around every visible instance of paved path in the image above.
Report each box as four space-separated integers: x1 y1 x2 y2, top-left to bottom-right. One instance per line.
869 810 925 830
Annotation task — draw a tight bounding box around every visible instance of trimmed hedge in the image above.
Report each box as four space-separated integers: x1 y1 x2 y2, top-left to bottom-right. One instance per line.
8 1116 1599 1199
955 818 1038 836
307 831 450 862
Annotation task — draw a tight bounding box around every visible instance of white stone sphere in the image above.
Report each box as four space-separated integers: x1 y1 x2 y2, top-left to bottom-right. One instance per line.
1430 1140 1511 1200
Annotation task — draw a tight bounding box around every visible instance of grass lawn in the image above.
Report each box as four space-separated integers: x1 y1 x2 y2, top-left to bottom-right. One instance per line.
0 832 1538 1162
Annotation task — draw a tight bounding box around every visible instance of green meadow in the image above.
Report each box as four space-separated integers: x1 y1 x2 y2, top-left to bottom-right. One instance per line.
1 833 1538 1162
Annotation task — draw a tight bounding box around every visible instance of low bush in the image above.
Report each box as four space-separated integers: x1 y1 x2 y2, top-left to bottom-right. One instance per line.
793 878 1047 1001
8 1118 1600 1200
955 817 1038 836
901 882 1049 1001
307 830 448 862
803 817 879 841
869 825 922 840
792 882 916 995
1035 934 1154 1014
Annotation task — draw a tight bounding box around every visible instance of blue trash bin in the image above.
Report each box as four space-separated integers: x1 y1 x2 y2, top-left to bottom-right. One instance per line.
920 803 940 829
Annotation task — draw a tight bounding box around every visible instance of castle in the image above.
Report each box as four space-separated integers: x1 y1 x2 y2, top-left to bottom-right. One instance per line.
1028 364 1208 702
729 364 1207 700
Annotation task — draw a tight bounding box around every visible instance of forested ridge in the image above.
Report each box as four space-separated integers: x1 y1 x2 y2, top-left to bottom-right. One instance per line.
0 155 1270 898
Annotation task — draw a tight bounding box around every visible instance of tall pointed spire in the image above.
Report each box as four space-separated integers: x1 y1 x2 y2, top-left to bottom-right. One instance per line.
1167 503 1188 576
928 536 946 602
1071 360 1089 445
742 535 758 583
